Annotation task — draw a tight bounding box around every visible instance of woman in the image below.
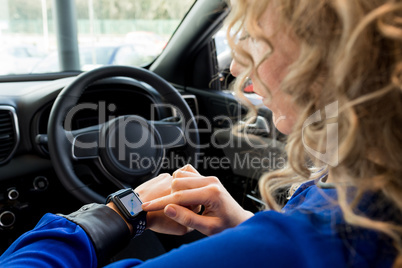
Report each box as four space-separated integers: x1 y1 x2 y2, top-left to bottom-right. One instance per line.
1 0 402 267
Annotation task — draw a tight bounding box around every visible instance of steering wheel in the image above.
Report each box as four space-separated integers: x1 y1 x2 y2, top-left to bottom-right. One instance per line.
48 66 199 204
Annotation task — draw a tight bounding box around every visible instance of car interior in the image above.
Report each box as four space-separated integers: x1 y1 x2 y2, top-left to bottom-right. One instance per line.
0 0 286 262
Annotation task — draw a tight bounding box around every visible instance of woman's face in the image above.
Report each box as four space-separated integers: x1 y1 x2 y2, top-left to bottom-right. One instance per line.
230 6 301 135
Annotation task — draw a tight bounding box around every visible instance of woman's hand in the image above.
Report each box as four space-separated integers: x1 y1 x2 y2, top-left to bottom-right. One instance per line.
142 165 254 236
134 173 191 235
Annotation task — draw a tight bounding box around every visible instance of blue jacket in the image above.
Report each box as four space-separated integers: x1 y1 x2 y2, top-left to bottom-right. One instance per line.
0 180 396 267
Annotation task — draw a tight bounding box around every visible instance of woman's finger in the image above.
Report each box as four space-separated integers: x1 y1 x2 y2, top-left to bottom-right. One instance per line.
173 170 200 179
171 171 202 194
135 173 173 201
146 211 192 235
142 185 220 212
164 204 220 236
187 204 202 214
172 164 200 179
180 164 200 174
172 173 221 192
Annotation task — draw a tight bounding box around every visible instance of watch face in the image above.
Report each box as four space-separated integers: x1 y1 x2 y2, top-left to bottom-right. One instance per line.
118 190 143 217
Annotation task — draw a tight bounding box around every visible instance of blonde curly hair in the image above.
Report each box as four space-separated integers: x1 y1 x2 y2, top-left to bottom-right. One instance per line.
226 0 402 265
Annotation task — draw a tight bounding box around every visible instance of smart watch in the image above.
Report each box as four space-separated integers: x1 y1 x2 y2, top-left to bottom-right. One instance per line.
106 188 147 238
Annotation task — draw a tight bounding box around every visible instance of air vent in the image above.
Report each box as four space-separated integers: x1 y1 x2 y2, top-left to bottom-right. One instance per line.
182 95 199 117
0 106 19 165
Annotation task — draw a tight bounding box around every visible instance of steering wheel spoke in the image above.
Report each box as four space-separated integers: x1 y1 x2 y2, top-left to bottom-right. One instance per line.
72 131 100 160
68 124 102 160
150 120 186 149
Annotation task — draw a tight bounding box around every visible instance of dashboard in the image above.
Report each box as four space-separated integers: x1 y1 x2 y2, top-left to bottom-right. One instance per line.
0 76 171 171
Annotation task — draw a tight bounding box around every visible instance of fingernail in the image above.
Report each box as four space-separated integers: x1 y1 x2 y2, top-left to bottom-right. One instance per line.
142 202 151 208
165 206 177 218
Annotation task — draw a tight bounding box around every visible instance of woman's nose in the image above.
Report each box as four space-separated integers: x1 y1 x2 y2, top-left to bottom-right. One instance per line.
230 60 241 77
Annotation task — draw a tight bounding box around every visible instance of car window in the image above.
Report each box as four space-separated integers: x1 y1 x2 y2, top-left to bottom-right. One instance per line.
214 27 257 95
0 0 195 75
214 28 232 90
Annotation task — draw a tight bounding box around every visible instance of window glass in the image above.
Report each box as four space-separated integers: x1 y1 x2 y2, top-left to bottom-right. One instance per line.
214 28 232 90
214 27 256 95
0 0 195 75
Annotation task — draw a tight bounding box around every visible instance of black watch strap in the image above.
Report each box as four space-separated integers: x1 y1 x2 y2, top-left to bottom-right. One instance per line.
106 189 147 238
129 210 147 237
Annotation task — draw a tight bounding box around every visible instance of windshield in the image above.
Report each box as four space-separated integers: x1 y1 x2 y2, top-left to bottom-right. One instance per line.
0 0 195 75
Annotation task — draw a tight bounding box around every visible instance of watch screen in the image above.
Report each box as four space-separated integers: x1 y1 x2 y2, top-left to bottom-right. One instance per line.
119 192 142 216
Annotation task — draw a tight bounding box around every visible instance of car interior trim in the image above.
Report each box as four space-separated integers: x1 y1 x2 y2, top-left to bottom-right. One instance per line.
0 105 20 165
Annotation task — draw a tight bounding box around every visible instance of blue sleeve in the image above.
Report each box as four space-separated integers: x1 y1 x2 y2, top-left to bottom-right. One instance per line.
106 210 347 268
1 208 388 267
0 213 112 268
0 211 344 268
